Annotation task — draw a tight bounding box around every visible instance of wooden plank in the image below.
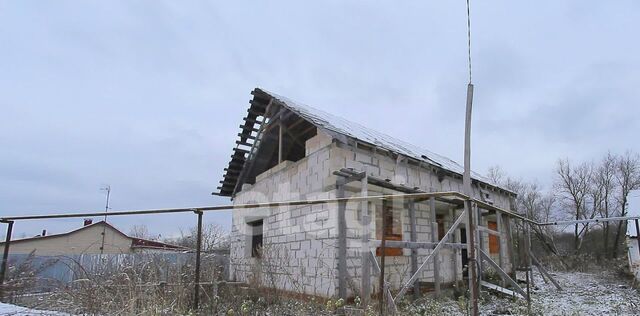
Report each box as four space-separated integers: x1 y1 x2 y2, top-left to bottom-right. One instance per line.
337 181 347 300
525 223 534 289
394 209 466 303
237 133 257 140
505 216 517 280
371 240 467 249
239 125 260 133
232 148 249 155
479 249 527 298
287 116 307 131
477 226 501 236
476 204 484 280
235 140 253 147
247 107 265 116
430 197 440 297
530 251 563 291
409 201 419 299
278 118 284 163
480 281 524 299
450 208 460 283
379 199 388 315
242 117 263 125
368 251 398 314
496 212 505 272
361 175 371 306
249 98 268 109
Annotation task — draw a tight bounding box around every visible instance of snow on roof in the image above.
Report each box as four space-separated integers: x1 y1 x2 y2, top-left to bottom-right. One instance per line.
260 88 502 190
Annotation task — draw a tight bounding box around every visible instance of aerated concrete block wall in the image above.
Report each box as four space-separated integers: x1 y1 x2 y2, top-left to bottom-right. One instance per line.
330 143 514 296
230 130 514 298
230 131 342 297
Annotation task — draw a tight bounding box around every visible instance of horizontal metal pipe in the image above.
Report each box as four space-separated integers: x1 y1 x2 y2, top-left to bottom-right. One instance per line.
1 191 469 221
538 216 640 226
1 190 545 226
371 240 468 250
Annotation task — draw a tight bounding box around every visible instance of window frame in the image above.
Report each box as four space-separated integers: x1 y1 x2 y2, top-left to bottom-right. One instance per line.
376 201 403 257
488 220 500 254
248 219 264 258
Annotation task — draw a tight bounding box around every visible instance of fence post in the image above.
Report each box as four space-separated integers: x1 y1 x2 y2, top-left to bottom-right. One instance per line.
635 219 640 257
379 202 388 316
0 220 14 299
193 210 203 311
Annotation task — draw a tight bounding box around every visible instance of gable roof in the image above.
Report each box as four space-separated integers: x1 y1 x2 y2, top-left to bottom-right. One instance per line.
216 88 513 197
0 221 128 244
1 221 187 251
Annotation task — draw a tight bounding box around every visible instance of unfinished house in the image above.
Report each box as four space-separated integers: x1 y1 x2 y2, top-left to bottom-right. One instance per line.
215 88 518 300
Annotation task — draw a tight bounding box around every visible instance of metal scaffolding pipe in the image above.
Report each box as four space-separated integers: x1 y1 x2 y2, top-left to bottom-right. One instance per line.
0 220 14 299
1 192 470 222
193 211 204 311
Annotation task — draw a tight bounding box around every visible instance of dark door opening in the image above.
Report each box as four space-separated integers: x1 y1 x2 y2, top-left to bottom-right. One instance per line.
460 228 469 278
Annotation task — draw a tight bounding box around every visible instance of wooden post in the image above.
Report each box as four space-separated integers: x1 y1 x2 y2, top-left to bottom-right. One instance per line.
526 220 535 288
635 219 640 257
193 210 203 311
496 212 505 287
0 221 14 299
278 116 284 164
476 205 483 281
379 202 388 316
429 197 440 297
496 212 504 268
462 83 479 315
524 220 532 315
505 217 517 280
450 208 460 283
361 175 371 306
409 200 419 299
337 180 348 300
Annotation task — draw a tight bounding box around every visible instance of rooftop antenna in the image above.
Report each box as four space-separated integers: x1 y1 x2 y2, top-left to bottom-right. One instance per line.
99 185 111 255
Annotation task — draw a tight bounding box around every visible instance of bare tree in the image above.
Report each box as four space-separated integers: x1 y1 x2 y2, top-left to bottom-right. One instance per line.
591 153 618 255
612 151 640 258
487 165 506 186
169 223 229 252
516 181 562 256
129 224 151 239
555 159 593 253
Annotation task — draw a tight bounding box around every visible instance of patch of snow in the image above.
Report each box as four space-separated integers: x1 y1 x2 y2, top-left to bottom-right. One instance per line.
480 270 640 315
0 302 70 316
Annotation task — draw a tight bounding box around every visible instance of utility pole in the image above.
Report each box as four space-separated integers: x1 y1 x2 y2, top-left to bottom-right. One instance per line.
463 84 479 315
463 0 479 314
99 185 111 255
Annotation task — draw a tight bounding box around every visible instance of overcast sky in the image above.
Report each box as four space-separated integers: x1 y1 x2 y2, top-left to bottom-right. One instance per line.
1 1 638 238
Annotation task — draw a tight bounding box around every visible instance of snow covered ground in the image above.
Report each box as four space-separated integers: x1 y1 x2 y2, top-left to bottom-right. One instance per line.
480 270 640 316
0 303 69 316
629 237 640 285
405 268 640 316
2 269 638 315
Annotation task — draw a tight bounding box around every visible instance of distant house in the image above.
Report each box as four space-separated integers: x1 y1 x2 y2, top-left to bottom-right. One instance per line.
0 220 187 256
216 88 517 298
